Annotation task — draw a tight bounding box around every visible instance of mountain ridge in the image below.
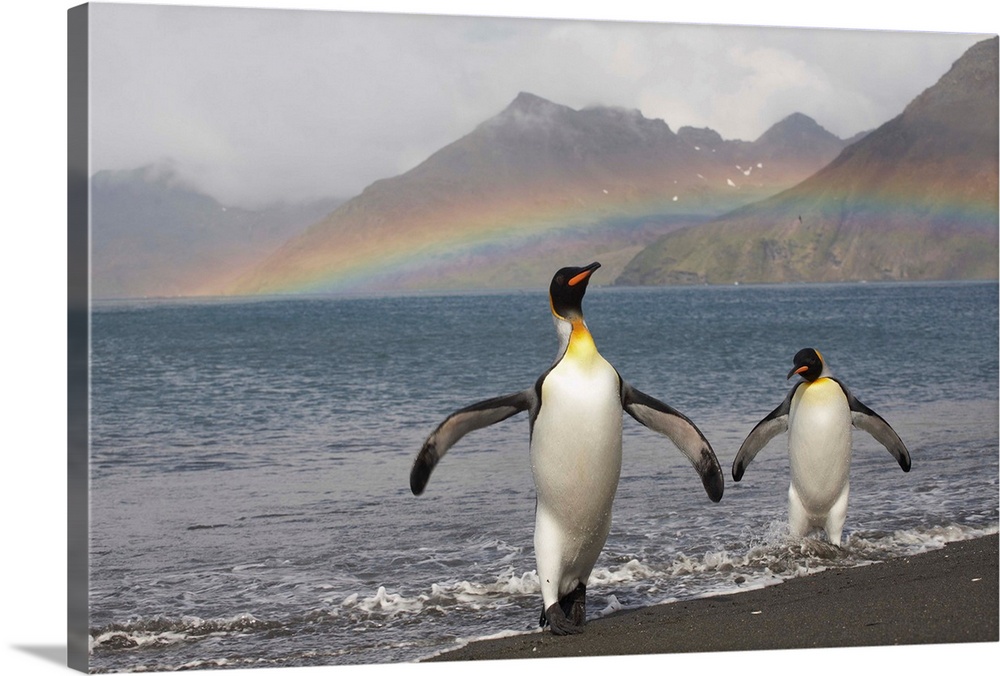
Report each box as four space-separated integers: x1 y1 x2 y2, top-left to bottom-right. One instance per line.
617 36 999 287
224 94 850 296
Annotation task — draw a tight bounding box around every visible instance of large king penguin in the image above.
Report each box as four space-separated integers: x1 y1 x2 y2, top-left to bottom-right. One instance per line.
732 348 911 546
410 262 723 635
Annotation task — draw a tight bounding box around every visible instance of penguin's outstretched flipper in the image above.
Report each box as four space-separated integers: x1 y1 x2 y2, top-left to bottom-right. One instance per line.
834 379 911 472
620 381 724 502
410 389 535 495
732 384 800 482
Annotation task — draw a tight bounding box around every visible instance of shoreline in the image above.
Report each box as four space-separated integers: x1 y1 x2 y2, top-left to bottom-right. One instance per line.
425 533 998 662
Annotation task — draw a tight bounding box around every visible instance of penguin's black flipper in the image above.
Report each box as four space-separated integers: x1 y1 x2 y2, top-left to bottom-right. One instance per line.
410 389 535 495
834 379 911 472
733 384 800 481
620 381 724 502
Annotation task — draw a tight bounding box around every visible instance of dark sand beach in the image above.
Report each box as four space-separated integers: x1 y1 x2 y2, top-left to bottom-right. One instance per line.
426 534 998 662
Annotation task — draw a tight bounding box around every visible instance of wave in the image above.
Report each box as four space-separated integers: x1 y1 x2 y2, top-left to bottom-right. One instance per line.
90 613 283 653
325 521 999 626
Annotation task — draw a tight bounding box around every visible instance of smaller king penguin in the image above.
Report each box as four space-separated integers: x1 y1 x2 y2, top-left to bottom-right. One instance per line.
732 348 911 546
410 262 724 635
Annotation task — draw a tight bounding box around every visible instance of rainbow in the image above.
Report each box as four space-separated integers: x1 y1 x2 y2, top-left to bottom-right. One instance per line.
224 187 717 296
218 162 998 297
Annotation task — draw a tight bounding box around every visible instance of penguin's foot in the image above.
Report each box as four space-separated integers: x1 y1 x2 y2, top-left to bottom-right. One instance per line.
559 583 586 627
542 602 584 635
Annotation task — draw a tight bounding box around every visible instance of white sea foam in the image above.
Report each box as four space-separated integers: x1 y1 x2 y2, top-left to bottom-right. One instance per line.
596 594 624 617
89 612 277 655
338 522 1000 629
341 586 425 616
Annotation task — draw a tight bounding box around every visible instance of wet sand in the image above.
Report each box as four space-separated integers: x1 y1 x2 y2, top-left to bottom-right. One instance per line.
425 534 998 662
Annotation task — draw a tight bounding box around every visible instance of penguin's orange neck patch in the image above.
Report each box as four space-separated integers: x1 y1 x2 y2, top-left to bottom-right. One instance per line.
567 320 598 360
804 377 836 393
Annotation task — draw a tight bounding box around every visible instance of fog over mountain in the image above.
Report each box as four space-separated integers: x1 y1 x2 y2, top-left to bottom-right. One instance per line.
91 165 343 299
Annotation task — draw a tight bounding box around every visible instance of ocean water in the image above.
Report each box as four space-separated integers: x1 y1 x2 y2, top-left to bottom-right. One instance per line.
88 281 999 672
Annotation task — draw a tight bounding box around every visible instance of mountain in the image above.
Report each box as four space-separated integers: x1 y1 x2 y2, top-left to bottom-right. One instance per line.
678 112 852 185
91 164 343 299
225 93 846 295
618 37 998 286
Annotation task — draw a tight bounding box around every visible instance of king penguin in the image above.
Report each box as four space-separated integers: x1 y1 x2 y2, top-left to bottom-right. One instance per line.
410 262 724 635
732 348 911 546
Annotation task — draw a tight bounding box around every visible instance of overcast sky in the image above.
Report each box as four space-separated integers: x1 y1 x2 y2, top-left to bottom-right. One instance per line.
88 2 992 208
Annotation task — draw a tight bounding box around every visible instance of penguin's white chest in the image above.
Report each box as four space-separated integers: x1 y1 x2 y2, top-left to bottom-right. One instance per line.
530 349 623 525
788 378 852 509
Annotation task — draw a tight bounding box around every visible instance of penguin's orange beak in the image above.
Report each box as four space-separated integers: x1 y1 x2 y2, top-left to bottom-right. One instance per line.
787 365 809 379
568 262 600 286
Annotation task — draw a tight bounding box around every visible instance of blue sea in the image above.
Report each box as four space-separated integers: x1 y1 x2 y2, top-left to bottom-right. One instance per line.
87 281 999 672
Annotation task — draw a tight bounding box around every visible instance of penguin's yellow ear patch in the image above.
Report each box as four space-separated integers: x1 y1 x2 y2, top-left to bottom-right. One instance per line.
568 270 591 287
548 295 566 319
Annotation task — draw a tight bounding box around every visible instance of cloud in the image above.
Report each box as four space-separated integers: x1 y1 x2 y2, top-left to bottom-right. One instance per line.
87 3 989 208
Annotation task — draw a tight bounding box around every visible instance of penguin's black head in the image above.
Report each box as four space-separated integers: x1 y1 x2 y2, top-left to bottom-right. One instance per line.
788 347 825 382
549 262 600 320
